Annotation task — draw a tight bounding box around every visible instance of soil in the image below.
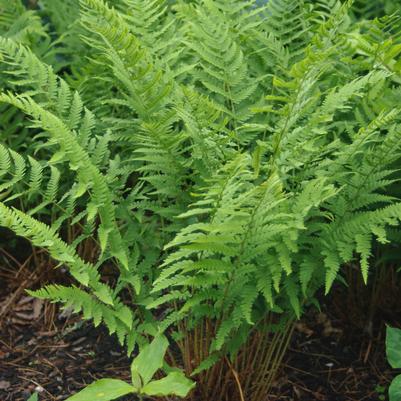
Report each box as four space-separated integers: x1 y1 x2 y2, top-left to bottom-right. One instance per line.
275 309 393 401
0 247 398 401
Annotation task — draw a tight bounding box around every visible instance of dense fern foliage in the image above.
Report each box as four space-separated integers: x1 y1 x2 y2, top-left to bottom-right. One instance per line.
351 0 401 19
1 0 401 399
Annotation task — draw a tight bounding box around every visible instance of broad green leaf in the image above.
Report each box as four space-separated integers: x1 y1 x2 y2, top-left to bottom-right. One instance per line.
131 370 142 390
387 327 401 368
142 372 195 397
64 379 135 401
131 335 168 386
27 393 38 401
389 375 401 401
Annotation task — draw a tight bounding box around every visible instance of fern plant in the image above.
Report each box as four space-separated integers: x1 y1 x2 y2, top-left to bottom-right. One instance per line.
0 1 401 400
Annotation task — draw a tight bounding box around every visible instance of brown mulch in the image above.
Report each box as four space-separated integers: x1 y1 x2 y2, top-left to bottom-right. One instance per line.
276 309 392 401
0 244 132 401
0 245 398 401
0 321 131 401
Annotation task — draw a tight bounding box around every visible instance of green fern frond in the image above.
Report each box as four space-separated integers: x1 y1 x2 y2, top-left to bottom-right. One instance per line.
0 0 47 45
80 0 173 120
0 202 96 286
0 92 128 269
29 284 134 342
